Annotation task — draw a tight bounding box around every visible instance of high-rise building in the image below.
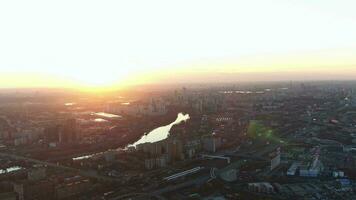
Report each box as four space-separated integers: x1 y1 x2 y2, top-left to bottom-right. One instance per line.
168 139 184 161
13 180 54 200
27 167 46 181
270 147 281 171
44 125 60 143
59 119 77 143
202 133 222 153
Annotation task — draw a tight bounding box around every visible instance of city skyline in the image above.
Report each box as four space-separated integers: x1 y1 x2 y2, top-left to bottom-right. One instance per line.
2 1 356 199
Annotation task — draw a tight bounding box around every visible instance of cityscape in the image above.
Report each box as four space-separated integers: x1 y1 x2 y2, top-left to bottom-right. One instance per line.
1 0 356 199
1 82 356 199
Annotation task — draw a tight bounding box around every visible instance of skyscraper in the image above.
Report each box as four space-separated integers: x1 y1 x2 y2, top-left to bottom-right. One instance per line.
59 119 77 143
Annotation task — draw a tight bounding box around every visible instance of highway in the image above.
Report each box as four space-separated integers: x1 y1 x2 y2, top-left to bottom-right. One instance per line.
0 152 120 182
111 175 209 200
113 158 246 199
109 193 166 200
110 146 278 199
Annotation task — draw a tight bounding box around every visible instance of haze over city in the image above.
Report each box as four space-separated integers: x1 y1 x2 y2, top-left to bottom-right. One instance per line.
1 0 356 89
2 1 356 200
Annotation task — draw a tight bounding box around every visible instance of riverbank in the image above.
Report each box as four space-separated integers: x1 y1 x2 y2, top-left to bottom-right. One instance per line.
22 111 184 162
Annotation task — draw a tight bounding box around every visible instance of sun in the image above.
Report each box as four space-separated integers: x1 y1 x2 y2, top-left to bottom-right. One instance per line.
73 70 128 88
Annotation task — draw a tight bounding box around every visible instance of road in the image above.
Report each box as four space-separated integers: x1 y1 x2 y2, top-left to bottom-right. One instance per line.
109 193 166 200
110 145 278 199
0 152 120 182
111 175 209 200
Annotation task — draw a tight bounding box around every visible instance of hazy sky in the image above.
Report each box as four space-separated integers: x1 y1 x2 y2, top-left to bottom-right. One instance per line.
1 0 356 88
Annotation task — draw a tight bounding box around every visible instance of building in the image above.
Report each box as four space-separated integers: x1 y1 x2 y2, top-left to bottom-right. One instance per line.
167 139 184 161
287 162 301 176
55 176 92 199
44 118 78 144
299 159 324 177
44 125 61 143
248 182 275 194
55 177 92 199
144 158 156 170
104 150 116 162
270 147 281 171
107 98 167 117
59 119 77 143
202 133 222 153
13 180 54 200
155 156 167 168
27 167 46 181
220 169 238 182
144 155 167 169
0 192 17 200
137 138 184 165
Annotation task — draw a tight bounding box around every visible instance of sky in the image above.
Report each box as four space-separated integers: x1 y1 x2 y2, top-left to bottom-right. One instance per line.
0 0 356 89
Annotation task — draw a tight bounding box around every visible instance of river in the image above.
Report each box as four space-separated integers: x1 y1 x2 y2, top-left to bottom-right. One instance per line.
130 112 190 147
0 166 23 174
72 112 190 160
93 112 122 118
